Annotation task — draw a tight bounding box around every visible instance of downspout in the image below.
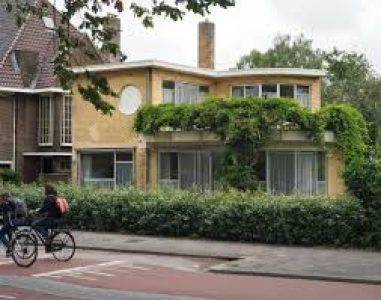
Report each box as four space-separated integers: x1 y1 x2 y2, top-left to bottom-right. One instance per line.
144 68 153 188
12 94 17 171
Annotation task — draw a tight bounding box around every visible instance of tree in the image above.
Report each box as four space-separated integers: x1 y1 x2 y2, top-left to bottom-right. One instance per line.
237 34 381 148
237 34 323 69
4 0 235 114
323 49 381 148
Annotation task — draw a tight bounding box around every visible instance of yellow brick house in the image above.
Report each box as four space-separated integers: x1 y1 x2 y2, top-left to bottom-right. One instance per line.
71 21 345 196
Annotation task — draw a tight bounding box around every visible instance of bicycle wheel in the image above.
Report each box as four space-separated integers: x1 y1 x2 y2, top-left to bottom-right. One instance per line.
11 232 38 268
51 231 76 262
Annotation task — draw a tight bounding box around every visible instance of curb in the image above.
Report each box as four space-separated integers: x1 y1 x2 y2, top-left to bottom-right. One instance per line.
208 269 381 285
76 245 237 261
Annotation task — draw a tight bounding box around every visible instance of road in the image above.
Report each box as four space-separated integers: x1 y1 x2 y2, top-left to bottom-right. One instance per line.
0 248 380 300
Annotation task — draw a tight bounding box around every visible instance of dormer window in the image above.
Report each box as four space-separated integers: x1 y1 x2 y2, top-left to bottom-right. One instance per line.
42 16 56 30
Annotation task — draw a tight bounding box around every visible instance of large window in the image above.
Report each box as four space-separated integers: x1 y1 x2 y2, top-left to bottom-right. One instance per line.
61 95 72 146
38 95 53 146
162 80 209 104
159 151 217 190
231 84 311 108
80 151 133 188
267 151 325 195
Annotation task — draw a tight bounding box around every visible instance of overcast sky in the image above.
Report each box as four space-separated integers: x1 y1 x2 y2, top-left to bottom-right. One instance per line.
51 0 381 73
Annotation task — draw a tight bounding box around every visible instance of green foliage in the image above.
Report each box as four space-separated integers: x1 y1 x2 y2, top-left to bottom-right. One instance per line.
236 35 381 147
0 168 18 184
0 183 368 247
4 0 234 115
135 97 369 192
237 34 323 69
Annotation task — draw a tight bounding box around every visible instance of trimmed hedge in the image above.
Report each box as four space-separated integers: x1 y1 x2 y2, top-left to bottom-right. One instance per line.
0 183 369 247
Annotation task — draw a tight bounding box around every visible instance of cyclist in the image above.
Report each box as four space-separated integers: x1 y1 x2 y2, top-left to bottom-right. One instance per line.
32 184 62 251
0 193 27 257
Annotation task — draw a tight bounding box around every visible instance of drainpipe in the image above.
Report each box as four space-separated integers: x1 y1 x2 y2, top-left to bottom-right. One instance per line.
12 94 17 171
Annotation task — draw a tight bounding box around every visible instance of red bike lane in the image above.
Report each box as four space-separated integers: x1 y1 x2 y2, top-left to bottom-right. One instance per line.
1 253 380 300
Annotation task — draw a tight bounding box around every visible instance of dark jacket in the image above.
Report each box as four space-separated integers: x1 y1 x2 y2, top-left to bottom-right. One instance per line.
40 194 61 218
0 200 17 222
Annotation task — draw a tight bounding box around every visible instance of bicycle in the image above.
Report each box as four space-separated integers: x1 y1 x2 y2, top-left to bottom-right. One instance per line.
10 214 76 268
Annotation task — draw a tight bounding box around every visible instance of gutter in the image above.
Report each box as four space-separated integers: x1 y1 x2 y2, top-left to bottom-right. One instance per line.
0 87 68 94
71 59 327 78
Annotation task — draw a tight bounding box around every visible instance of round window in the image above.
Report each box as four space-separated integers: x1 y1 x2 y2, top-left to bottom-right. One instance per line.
119 85 142 115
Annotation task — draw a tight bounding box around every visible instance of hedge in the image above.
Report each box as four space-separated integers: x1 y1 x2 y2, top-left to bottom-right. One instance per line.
1 183 371 247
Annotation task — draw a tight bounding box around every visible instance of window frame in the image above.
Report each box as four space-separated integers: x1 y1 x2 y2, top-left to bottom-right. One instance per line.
266 150 326 195
158 150 213 190
230 83 312 109
61 95 72 146
79 150 134 189
162 80 210 104
38 94 53 147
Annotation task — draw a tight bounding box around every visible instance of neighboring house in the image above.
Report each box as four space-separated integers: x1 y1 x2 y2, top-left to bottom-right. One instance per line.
0 0 106 182
71 21 346 196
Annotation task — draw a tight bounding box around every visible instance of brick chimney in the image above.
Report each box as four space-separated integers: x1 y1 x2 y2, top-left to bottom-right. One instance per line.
106 15 121 63
198 20 215 69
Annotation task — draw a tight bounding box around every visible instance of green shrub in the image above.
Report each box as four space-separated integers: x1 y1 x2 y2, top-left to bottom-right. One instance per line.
0 183 371 247
0 168 19 184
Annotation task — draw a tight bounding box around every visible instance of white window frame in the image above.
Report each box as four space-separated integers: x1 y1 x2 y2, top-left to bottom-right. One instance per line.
38 95 53 146
61 95 72 146
266 150 326 195
231 83 312 109
162 80 209 104
79 150 134 189
295 85 311 108
158 150 213 190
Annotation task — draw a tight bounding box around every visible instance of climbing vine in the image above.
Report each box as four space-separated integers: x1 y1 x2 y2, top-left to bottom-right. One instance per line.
135 97 370 192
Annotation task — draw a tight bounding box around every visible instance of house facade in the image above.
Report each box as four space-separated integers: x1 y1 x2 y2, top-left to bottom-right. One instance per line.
0 0 105 182
71 22 346 196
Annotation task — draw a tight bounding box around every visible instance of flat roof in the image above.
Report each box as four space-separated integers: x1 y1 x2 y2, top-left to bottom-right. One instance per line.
72 59 326 78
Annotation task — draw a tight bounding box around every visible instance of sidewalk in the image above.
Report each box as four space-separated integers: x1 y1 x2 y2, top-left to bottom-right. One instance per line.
74 231 381 284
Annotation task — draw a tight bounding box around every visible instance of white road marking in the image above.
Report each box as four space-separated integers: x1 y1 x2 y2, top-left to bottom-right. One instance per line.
80 270 114 277
115 264 150 271
0 261 13 266
32 261 124 277
63 274 97 281
0 295 16 299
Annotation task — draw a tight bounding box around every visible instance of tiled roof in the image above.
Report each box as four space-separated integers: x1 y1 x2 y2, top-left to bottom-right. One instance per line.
0 0 106 89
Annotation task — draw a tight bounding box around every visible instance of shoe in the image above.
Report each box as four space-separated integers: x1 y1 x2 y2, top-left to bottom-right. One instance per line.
5 249 12 257
45 243 52 253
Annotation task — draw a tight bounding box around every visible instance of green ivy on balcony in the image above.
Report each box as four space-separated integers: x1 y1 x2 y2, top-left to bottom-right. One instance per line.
135 97 369 192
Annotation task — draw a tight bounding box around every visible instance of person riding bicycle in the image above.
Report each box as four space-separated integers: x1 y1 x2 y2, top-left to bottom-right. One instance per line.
32 184 63 251
0 193 27 257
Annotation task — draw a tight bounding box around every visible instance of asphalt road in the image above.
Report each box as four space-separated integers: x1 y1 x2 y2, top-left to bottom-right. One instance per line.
0 249 380 300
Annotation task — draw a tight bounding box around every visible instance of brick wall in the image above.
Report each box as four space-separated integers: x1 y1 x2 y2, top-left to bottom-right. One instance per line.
0 95 14 162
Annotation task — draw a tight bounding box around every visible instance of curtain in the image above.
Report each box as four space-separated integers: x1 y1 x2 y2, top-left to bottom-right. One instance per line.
116 163 133 186
269 152 295 195
197 152 211 190
81 155 92 183
296 152 316 195
180 153 197 189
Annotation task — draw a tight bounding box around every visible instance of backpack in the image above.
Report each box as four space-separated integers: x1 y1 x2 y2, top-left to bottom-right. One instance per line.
56 197 70 215
11 198 28 218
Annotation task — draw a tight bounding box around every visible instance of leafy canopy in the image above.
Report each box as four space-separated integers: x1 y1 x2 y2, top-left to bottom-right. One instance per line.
237 34 323 69
3 0 235 114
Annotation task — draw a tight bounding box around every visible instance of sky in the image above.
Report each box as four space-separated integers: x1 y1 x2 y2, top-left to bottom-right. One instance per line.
50 0 381 73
